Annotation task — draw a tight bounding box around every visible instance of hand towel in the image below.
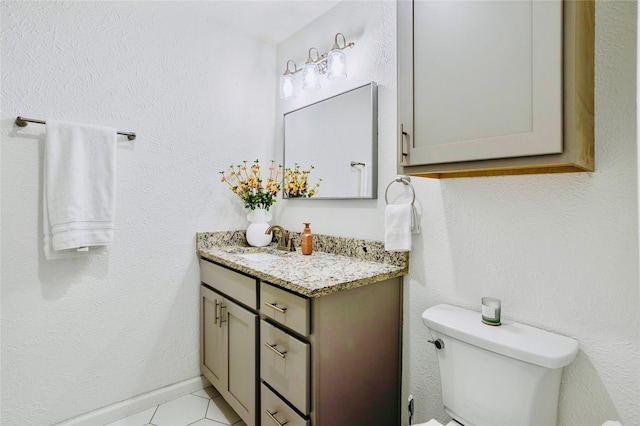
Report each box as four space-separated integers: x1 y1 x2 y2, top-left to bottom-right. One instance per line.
43 120 117 259
385 203 412 252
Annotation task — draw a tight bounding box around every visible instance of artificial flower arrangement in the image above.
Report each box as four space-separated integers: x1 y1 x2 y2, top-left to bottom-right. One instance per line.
220 160 321 210
283 163 322 198
220 160 282 211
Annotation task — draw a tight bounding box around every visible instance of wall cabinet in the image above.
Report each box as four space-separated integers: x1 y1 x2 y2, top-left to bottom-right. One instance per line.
397 0 594 178
200 258 401 425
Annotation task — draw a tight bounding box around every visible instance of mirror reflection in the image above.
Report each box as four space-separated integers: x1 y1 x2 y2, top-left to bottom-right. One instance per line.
283 82 378 199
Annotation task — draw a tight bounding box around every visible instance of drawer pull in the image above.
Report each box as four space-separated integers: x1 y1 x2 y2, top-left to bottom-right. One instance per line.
265 342 287 358
265 409 288 426
264 301 287 314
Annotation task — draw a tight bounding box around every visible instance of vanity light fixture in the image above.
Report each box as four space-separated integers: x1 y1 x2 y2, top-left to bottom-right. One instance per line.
280 60 297 100
303 48 322 91
327 33 349 80
279 32 355 100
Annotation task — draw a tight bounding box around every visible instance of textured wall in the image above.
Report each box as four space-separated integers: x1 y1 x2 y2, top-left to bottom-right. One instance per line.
274 1 397 235
275 1 639 425
0 2 275 424
1 1 637 425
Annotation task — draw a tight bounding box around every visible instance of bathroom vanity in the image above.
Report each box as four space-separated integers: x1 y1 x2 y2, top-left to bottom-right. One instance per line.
197 232 408 426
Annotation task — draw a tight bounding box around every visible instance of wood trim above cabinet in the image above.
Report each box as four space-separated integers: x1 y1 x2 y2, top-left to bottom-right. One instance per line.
397 0 594 179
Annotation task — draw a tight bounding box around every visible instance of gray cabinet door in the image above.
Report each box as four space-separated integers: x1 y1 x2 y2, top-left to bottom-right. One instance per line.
200 286 226 392
402 0 562 166
225 298 257 426
201 286 257 426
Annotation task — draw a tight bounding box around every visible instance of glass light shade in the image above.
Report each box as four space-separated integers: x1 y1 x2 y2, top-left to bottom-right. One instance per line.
302 62 321 90
327 49 347 80
280 74 295 100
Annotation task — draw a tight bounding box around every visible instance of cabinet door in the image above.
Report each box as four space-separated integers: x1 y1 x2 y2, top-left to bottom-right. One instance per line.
400 0 562 166
224 298 258 426
200 286 226 392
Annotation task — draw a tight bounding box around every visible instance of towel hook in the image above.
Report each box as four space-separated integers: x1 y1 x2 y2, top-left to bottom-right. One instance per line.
385 176 415 205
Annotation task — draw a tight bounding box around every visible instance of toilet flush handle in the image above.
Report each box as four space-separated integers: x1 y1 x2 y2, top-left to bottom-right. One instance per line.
428 338 445 350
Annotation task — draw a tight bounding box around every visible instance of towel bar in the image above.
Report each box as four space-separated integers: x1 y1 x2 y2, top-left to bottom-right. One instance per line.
15 116 136 141
385 176 415 205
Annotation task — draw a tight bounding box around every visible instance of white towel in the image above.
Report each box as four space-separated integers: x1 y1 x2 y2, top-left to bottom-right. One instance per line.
43 120 117 259
385 203 412 252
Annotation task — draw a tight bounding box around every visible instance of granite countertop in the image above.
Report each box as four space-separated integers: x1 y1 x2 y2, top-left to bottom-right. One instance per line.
197 231 409 298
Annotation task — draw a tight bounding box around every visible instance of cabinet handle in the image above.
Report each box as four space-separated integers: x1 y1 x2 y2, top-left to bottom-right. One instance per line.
265 410 288 426
214 299 220 325
264 301 287 314
219 303 227 328
399 123 409 165
264 342 287 359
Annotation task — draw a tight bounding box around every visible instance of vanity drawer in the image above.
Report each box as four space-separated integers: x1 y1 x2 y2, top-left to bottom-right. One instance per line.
261 383 309 426
260 320 310 415
200 259 257 309
260 282 310 337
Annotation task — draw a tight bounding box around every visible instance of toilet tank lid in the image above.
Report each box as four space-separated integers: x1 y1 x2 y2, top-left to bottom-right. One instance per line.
422 304 578 369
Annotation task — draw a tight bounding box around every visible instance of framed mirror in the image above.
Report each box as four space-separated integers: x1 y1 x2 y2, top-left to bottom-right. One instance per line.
283 82 378 199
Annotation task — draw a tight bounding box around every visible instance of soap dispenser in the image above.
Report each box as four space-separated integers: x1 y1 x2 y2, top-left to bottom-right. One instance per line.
302 222 313 255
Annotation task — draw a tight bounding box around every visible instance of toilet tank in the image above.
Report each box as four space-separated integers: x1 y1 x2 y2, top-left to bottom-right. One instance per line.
422 304 578 426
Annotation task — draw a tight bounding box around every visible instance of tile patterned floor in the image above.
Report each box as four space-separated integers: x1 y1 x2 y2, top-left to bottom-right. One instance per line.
105 386 246 426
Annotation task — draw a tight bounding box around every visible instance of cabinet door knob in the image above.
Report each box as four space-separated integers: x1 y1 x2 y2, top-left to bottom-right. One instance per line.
264 342 287 359
265 409 288 426
264 301 287 314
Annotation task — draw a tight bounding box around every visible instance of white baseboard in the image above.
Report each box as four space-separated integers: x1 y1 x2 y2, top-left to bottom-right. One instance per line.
55 376 211 426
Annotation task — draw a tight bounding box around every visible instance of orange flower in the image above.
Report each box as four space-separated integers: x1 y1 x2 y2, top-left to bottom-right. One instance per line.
283 163 321 198
219 160 283 210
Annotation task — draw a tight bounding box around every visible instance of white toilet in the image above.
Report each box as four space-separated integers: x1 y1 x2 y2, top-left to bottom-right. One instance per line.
417 304 579 426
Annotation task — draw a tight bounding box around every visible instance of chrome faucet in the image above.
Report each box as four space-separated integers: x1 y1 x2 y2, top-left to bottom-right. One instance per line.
265 225 294 251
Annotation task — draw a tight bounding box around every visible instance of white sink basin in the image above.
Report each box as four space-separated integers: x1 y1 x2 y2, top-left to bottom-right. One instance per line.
235 252 283 262
221 246 289 262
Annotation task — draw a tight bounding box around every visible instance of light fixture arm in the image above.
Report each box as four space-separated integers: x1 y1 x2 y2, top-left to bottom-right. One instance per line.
306 47 322 64
283 59 300 75
332 32 355 51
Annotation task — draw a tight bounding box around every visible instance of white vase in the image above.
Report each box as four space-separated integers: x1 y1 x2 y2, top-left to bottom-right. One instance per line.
246 208 273 247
